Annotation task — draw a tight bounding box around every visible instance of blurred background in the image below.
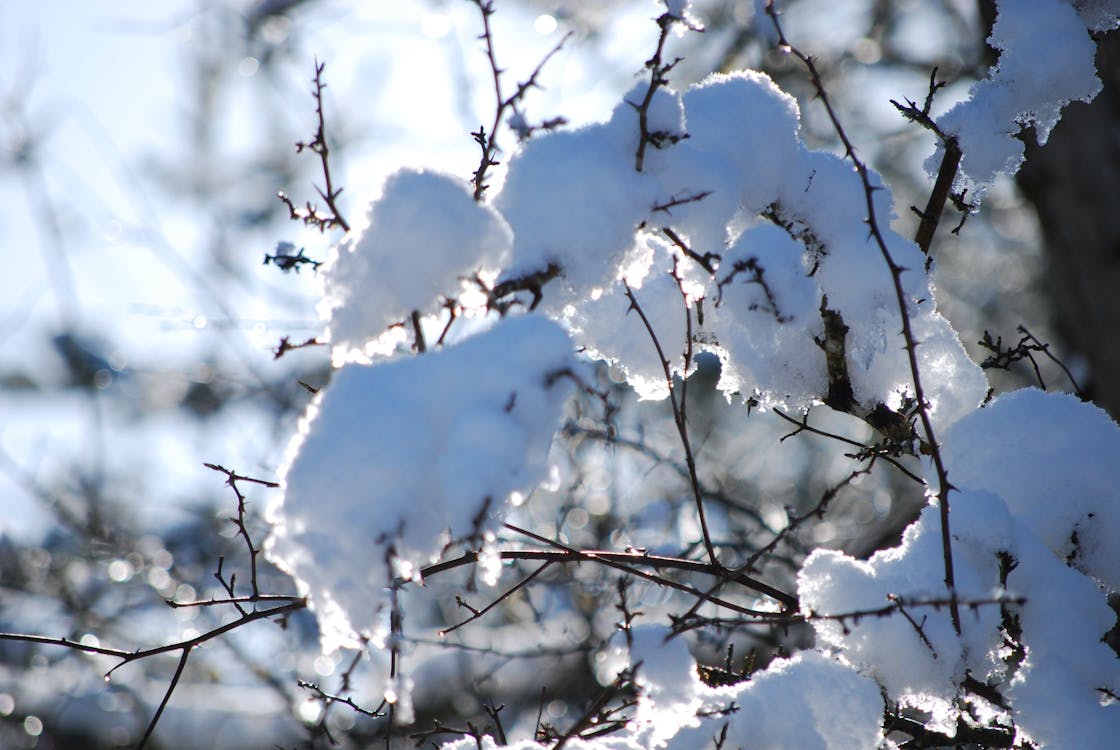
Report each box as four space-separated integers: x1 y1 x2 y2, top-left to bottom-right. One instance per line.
1 0 1114 747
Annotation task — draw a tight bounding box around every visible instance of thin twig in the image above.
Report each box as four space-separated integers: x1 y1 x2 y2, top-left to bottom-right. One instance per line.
278 60 350 232
765 1 961 633
138 646 193 749
623 282 719 566
469 0 571 200
439 562 552 636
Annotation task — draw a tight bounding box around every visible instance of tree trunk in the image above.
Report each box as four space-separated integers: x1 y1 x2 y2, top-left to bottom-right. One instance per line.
1016 29 1120 418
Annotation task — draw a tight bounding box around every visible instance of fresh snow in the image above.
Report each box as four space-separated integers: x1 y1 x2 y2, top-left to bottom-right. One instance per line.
264 315 575 654
262 1 1120 746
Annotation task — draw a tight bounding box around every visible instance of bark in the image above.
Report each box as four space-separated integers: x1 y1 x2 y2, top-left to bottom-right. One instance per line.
1015 30 1120 417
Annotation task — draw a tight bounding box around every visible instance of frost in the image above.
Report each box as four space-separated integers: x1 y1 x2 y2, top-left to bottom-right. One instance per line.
264 316 575 654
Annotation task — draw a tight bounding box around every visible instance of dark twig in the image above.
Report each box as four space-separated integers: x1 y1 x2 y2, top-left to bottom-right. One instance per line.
411 309 427 353
0 601 307 743
744 463 874 572
298 679 388 718
978 325 1085 396
421 546 794 609
138 646 192 749
888 594 937 658
633 11 700 172
716 255 791 323
662 226 719 275
487 262 562 312
278 59 349 233
912 139 961 263
203 463 279 602
891 67 963 262
497 524 795 612
439 562 552 636
263 242 322 273
469 0 571 200
765 1 962 634
624 282 719 566
652 191 714 216
771 407 923 484
484 701 508 746
553 668 638 749
273 335 322 360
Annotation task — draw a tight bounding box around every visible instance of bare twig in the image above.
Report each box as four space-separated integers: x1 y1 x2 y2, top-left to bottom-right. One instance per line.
278 59 349 232
623 282 719 566
469 0 571 200
203 463 279 602
138 646 192 749
439 562 552 636
633 12 699 171
765 0 962 633
299 679 388 718
273 335 322 360
979 325 1085 396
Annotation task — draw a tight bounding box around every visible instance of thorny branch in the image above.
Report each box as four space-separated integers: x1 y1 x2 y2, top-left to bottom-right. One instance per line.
278 59 350 233
469 0 571 201
0 465 301 748
202 462 278 604
633 10 701 172
420 538 797 611
765 0 963 634
273 335 323 360
439 561 553 636
979 325 1085 396
502 522 794 614
623 281 720 566
890 67 970 260
771 407 924 484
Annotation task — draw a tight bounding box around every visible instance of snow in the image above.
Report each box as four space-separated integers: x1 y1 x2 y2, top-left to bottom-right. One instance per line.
799 388 1120 743
942 388 1120 591
439 628 882 750
321 168 513 363
932 0 1106 193
494 98 664 314
264 315 575 654
264 6 1119 747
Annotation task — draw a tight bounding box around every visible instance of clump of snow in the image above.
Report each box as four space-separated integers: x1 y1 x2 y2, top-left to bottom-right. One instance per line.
799 498 1007 732
932 0 1105 192
565 236 696 401
1073 0 1120 31
447 626 881 750
626 625 703 745
658 70 802 258
799 387 1120 743
494 91 668 314
487 66 989 423
321 168 512 363
680 651 884 750
264 315 575 654
1004 522 1120 748
702 223 823 412
942 388 1120 591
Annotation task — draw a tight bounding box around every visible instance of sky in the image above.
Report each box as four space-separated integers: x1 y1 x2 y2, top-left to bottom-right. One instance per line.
0 0 645 540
